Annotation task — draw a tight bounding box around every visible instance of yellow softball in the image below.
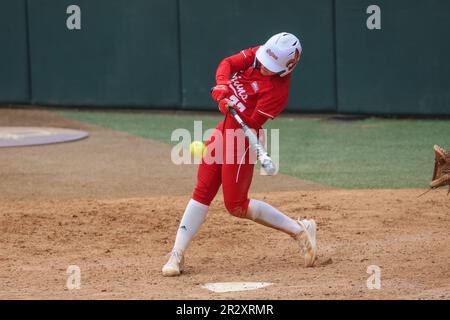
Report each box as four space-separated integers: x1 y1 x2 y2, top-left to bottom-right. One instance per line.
189 140 205 157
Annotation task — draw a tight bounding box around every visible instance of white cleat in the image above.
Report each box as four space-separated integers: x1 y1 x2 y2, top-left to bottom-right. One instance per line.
295 219 317 267
162 250 184 277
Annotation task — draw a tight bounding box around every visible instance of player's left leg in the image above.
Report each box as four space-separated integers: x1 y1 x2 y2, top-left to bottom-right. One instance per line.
162 145 223 277
221 157 317 267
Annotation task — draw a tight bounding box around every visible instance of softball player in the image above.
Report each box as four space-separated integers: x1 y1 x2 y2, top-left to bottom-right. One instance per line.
163 32 317 276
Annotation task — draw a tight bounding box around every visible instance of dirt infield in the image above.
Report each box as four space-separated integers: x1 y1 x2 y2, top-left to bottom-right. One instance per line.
0 107 449 299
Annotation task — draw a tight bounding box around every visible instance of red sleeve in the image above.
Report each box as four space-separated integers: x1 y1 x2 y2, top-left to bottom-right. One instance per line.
255 82 290 120
233 108 268 130
215 47 258 85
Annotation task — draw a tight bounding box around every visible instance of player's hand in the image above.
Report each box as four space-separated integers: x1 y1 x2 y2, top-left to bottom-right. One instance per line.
211 84 229 102
218 98 234 115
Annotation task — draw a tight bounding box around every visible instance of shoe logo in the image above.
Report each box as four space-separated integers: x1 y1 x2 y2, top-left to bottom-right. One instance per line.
180 225 187 231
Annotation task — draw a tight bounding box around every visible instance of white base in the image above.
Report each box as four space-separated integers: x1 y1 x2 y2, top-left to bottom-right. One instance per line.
202 282 273 293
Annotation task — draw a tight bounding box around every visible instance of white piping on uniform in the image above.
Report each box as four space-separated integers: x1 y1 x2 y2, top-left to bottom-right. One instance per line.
257 109 274 119
229 84 239 98
241 50 247 58
235 146 250 183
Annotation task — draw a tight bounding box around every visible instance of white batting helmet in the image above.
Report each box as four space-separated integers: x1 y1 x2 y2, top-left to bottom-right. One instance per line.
256 32 302 77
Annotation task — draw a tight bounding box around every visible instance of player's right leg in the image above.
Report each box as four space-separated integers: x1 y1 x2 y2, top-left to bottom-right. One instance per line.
162 158 222 277
221 161 317 267
219 124 317 267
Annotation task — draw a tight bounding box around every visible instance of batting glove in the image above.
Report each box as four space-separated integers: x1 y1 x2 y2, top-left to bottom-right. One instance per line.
211 84 229 102
218 98 234 115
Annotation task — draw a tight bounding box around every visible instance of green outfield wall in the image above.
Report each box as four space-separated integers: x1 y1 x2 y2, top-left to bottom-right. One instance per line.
179 0 336 112
27 0 180 107
0 0 449 115
335 0 450 115
0 0 29 103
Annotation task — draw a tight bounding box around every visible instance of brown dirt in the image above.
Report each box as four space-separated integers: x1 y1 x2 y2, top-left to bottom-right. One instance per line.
0 107 449 300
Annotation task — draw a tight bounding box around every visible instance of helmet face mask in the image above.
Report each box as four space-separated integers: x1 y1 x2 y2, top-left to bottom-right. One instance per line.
279 48 301 77
256 32 302 77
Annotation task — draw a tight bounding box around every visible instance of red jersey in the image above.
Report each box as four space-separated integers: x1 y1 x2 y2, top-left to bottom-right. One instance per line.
216 46 292 121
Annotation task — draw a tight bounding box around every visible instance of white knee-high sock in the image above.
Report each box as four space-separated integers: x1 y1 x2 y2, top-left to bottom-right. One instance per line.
247 199 303 236
172 199 209 253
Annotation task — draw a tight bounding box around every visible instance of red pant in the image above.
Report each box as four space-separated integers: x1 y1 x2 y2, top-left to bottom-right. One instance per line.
192 115 256 218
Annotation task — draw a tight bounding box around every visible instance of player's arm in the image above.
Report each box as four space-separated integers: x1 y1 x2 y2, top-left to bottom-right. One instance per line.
234 107 268 130
215 48 257 85
254 84 289 120
218 81 288 129
218 99 269 130
211 48 257 102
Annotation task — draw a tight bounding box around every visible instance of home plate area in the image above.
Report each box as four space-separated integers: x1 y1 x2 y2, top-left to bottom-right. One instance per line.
202 282 273 293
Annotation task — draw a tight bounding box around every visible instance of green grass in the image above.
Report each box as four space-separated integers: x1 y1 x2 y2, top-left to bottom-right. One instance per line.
60 109 450 189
